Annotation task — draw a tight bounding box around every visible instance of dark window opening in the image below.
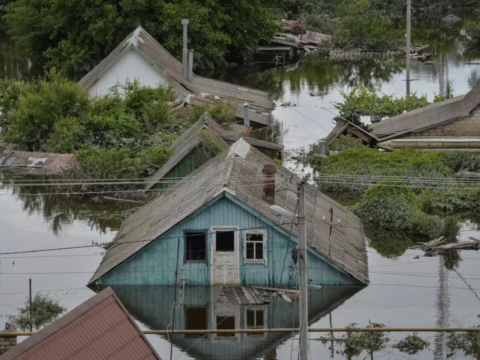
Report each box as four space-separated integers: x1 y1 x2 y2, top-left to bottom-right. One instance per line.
217 316 236 337
246 309 265 336
186 232 206 261
216 231 235 252
245 233 265 260
185 307 207 337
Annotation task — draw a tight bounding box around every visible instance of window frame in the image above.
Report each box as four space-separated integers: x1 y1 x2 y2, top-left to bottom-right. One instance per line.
244 305 268 338
184 230 208 263
243 229 267 265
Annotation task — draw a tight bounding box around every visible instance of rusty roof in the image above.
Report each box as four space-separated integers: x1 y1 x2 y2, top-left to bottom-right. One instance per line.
0 151 77 174
78 26 274 127
91 139 368 286
0 288 161 360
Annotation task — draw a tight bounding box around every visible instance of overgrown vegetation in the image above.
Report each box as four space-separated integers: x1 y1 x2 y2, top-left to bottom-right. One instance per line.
8 293 66 331
464 17 480 52
319 149 480 238
192 101 236 130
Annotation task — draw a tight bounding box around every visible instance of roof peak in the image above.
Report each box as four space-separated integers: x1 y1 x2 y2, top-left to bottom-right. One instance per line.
124 26 146 47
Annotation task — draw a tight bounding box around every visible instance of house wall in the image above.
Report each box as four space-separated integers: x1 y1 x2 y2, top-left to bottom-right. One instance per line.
100 196 359 286
89 49 168 96
153 152 199 190
410 108 480 137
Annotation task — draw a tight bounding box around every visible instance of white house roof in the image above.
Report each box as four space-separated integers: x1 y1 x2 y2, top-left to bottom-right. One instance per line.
78 27 275 126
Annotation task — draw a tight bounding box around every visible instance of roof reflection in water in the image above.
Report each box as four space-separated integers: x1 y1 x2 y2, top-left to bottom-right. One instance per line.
102 285 362 360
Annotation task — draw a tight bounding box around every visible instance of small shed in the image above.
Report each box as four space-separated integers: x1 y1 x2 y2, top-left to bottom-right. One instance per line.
0 151 77 174
144 114 284 190
90 139 369 287
0 288 161 360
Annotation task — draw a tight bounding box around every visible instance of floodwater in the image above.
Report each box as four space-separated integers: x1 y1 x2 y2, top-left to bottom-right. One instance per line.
1 17 480 360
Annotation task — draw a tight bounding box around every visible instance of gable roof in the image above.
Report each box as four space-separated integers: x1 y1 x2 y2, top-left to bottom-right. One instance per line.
144 114 284 190
0 151 77 174
78 27 274 126
90 139 368 286
369 81 480 141
0 288 161 360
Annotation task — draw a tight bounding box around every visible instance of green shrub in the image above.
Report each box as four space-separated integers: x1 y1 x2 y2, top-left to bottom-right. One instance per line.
393 334 430 355
193 101 236 129
328 134 364 152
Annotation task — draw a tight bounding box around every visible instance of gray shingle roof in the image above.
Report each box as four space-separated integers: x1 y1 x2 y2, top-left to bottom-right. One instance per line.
369 94 468 140
78 27 274 126
90 139 368 286
144 114 283 190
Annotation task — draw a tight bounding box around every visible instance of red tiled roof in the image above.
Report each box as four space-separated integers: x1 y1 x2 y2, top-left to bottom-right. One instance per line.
0 288 161 360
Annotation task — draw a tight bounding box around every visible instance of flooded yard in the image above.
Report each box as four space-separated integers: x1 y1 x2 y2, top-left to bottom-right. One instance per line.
1 16 480 360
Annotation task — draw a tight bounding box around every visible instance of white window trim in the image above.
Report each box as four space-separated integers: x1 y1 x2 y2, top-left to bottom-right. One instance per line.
244 305 268 338
243 229 267 265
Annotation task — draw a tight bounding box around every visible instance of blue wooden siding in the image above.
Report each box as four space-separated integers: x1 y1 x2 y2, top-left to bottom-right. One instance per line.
101 195 360 286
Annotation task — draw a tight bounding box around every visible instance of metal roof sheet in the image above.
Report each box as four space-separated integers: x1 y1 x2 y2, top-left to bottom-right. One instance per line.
91 139 368 286
0 288 161 360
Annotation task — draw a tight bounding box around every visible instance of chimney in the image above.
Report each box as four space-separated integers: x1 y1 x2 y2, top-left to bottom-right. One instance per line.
262 164 276 205
243 103 250 127
188 50 194 82
0 324 17 355
182 19 189 79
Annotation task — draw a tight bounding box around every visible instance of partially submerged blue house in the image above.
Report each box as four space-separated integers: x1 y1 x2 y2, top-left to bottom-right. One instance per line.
89 139 369 287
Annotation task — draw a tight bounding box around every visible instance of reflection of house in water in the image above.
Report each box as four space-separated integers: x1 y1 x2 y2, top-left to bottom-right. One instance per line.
105 285 361 360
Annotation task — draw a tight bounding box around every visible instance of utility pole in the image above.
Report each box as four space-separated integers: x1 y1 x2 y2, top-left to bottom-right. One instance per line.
406 0 412 97
181 19 189 79
298 176 309 360
29 279 32 332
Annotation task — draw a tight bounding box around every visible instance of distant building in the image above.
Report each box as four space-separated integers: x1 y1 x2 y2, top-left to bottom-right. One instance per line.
89 139 369 287
327 82 480 151
78 27 274 128
0 151 77 175
0 288 161 360
144 114 284 191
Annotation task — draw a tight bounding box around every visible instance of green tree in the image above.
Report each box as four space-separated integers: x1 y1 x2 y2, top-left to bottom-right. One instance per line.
4 0 280 73
8 293 66 331
332 0 404 49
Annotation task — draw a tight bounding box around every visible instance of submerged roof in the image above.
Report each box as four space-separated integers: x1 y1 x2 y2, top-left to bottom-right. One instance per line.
370 81 480 141
91 139 368 286
144 114 284 190
78 26 274 126
0 151 77 174
0 288 161 360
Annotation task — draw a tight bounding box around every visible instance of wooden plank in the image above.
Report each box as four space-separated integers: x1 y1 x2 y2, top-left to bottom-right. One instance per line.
241 286 257 304
280 293 292 303
252 286 298 294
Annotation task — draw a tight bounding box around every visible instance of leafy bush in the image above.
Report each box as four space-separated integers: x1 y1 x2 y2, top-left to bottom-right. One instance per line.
192 101 237 129
393 333 430 355
447 315 480 358
335 85 430 119
8 293 66 331
328 134 364 152
464 17 480 52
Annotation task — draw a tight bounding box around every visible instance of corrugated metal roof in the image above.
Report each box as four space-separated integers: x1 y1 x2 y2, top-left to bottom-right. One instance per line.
369 81 480 141
144 115 283 190
78 27 274 127
0 151 77 174
91 139 368 286
0 288 161 360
